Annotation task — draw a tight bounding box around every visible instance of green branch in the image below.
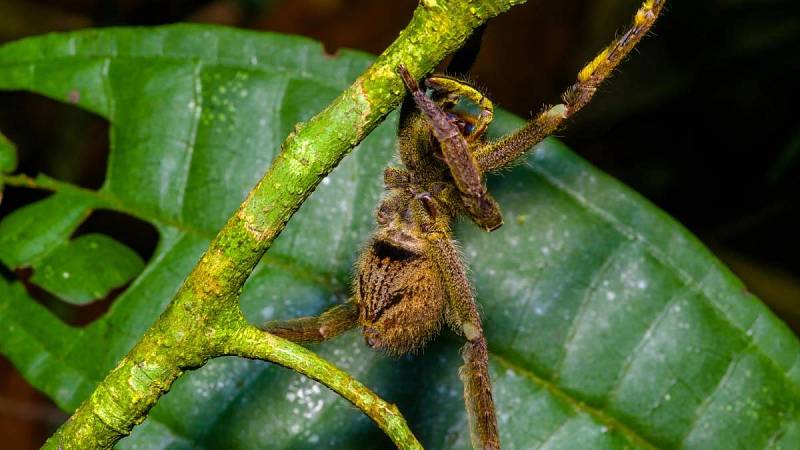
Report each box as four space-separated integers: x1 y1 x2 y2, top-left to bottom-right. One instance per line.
225 321 423 450
42 0 527 448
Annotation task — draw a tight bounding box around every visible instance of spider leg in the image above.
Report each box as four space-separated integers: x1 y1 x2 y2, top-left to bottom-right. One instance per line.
475 0 666 172
262 300 358 344
397 65 503 232
428 233 500 450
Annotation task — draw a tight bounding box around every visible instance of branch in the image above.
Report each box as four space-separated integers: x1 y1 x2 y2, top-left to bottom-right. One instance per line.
42 0 528 448
225 321 423 450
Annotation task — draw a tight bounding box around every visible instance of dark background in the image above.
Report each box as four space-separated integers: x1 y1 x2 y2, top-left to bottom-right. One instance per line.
1 0 799 447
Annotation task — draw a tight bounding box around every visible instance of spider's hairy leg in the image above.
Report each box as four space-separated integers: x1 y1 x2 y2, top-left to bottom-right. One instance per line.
262 300 359 344
428 234 500 450
475 0 666 172
397 65 503 232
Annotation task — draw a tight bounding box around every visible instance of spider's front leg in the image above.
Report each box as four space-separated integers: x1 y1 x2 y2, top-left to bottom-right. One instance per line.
474 0 666 172
428 233 500 450
262 300 359 344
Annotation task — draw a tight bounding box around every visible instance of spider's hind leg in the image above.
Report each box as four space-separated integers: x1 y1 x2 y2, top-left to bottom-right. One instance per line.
428 233 500 450
262 300 358 344
475 0 666 172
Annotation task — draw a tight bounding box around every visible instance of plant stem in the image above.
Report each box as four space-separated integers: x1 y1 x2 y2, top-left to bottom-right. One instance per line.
42 0 527 448
225 321 424 450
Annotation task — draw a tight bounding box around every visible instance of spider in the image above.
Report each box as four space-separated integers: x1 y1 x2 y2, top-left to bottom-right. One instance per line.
264 1 665 448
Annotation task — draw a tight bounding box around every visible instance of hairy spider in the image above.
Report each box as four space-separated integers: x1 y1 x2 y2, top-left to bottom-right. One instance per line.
265 1 665 448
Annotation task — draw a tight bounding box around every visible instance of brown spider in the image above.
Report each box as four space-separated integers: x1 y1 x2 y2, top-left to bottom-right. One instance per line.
264 1 665 448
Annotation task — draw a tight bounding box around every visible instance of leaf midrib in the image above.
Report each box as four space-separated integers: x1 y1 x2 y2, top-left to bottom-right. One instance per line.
491 352 660 450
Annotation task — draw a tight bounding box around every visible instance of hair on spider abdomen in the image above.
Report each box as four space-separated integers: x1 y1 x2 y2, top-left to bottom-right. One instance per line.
356 236 446 356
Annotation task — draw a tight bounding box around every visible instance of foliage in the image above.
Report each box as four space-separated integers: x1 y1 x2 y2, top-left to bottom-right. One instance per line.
0 19 798 450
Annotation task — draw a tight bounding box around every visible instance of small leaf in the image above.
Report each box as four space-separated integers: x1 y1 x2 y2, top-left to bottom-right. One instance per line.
30 233 145 305
0 191 97 268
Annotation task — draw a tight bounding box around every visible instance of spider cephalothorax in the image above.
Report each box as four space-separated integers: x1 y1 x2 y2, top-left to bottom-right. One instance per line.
264 2 665 448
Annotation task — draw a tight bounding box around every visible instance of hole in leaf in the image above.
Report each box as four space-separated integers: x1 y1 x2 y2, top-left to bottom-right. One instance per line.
0 204 158 326
0 92 158 327
24 209 159 326
14 267 120 328
72 209 159 262
0 262 13 282
0 186 50 221
0 91 109 190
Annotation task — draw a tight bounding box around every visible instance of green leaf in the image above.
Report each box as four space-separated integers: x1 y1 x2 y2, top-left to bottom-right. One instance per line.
0 191 96 268
30 233 145 305
0 25 798 450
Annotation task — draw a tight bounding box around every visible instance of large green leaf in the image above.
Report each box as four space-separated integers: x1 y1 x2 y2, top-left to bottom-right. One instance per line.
0 25 798 449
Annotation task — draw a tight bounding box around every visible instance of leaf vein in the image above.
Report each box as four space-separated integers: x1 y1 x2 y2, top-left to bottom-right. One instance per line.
523 158 800 399
602 276 700 407
552 238 629 382
491 352 660 450
176 61 204 221
675 345 749 446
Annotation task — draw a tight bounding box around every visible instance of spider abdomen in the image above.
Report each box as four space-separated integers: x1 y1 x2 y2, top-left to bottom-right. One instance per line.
355 238 446 355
